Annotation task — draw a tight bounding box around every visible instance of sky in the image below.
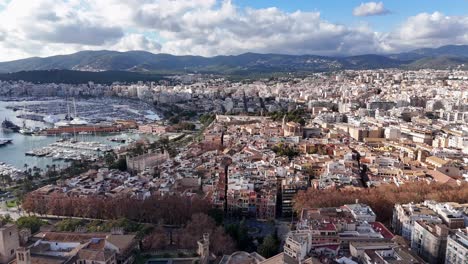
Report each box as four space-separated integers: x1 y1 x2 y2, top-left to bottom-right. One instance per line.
0 0 468 61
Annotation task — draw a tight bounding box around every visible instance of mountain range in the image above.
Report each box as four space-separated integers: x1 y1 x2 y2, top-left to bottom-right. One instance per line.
0 45 467 83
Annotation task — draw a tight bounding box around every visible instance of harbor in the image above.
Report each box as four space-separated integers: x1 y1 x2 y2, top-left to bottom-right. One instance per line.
0 99 159 172
25 140 113 161
0 97 161 138
4 97 161 124
0 162 24 181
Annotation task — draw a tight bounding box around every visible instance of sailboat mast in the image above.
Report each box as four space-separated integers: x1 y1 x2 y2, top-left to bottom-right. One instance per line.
22 103 26 128
67 100 71 119
73 98 77 118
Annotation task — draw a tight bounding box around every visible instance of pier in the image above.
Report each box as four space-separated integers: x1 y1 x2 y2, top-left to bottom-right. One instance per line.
40 124 122 135
25 140 113 161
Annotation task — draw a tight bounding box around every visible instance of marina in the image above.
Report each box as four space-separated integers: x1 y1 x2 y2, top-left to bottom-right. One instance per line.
4 97 161 124
40 124 124 135
25 140 113 161
0 99 158 172
108 136 133 143
16 113 44 122
0 162 24 181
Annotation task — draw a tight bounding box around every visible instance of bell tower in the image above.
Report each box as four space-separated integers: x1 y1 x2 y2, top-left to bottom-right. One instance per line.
16 247 31 264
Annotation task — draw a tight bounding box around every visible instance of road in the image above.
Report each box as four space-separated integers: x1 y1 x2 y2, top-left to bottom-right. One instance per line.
0 206 24 220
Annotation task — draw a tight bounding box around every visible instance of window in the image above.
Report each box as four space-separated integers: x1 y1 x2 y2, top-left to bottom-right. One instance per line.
10 249 14 255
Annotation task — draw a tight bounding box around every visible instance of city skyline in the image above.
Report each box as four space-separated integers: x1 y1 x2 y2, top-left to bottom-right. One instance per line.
0 0 468 61
0 1 467 264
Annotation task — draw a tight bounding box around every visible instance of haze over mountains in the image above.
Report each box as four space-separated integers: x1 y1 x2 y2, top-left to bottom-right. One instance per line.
0 45 467 82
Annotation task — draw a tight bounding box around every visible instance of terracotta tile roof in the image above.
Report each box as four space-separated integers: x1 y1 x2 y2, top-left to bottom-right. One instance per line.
258 253 284 264
35 232 135 252
78 248 114 261
318 223 337 231
424 170 457 184
106 234 136 251
31 256 69 264
371 222 394 239
426 156 450 166
10 255 70 264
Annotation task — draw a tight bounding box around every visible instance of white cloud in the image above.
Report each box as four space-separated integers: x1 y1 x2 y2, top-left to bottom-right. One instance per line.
110 34 161 52
0 0 9 8
353 2 389 17
118 1 388 56
385 12 468 51
0 0 126 60
0 1 467 62
2 0 123 45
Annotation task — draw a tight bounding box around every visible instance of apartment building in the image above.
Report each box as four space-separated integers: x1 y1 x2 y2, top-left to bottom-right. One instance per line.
411 221 449 264
350 241 424 264
425 201 467 229
445 229 468 264
392 203 442 241
283 230 313 262
344 203 377 223
281 179 308 217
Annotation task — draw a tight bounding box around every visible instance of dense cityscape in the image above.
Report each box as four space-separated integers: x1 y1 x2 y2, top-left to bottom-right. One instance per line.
0 1 467 264
0 67 466 264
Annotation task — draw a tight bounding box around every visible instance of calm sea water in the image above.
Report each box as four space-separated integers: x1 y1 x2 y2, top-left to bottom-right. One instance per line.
0 100 148 171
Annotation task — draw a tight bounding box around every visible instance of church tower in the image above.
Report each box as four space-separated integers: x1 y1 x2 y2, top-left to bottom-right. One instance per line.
197 233 210 264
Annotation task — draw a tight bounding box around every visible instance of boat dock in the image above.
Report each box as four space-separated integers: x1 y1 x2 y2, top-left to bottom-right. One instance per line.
25 140 113 161
40 124 122 135
0 162 23 181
